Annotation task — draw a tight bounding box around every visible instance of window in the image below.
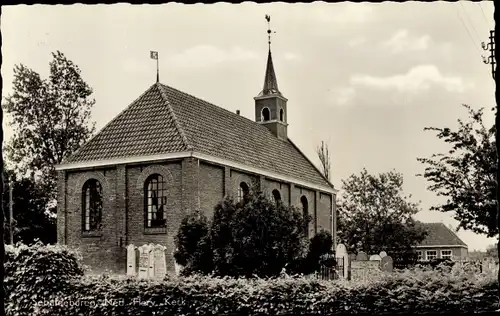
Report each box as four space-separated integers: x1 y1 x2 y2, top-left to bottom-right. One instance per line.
279 108 284 122
416 251 423 261
237 182 249 202
82 179 103 232
426 250 437 261
441 250 452 260
301 196 309 237
145 174 167 228
261 107 270 122
272 189 281 205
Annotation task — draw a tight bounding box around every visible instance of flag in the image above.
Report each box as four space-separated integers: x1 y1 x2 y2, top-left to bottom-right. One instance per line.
150 51 158 60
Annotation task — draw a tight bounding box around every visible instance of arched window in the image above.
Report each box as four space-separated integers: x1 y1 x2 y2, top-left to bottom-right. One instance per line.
237 182 250 202
144 174 167 228
301 196 309 237
82 179 103 232
280 108 284 122
272 189 281 205
261 107 270 122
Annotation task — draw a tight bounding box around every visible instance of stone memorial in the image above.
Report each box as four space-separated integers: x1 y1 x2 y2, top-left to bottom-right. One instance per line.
138 244 153 279
350 260 380 281
379 251 387 258
126 244 137 276
369 254 381 261
356 251 368 261
153 244 167 280
380 255 393 272
335 244 349 279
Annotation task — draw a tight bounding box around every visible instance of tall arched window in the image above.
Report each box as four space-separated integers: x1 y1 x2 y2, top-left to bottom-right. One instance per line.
82 179 103 232
280 108 284 122
272 189 281 205
301 196 309 237
261 107 270 122
145 174 167 228
237 182 250 202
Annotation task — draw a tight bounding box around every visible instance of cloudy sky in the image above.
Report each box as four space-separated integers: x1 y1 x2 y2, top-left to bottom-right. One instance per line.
1 2 496 251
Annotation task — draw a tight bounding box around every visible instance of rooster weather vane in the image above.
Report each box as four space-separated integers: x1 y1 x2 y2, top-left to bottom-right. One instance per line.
265 14 276 49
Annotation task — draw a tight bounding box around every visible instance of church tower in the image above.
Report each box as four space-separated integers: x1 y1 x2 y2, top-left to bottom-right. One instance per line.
254 15 288 141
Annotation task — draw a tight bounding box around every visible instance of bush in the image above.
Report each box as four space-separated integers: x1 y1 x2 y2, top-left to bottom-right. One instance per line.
175 193 309 278
5 242 84 316
28 268 499 315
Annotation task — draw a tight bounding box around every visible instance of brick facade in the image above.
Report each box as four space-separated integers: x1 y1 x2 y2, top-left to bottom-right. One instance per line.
416 246 469 261
58 157 335 274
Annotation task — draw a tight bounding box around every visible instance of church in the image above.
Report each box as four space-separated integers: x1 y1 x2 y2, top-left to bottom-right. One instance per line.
55 26 338 274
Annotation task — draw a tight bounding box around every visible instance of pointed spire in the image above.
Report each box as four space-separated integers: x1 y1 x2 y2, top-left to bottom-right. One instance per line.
258 15 281 97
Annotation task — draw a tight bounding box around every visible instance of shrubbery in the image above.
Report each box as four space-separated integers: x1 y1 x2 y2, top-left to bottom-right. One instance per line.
5 243 498 315
174 193 312 277
5 242 84 316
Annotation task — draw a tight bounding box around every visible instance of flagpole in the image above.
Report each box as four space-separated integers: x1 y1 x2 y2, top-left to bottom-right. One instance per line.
156 54 159 83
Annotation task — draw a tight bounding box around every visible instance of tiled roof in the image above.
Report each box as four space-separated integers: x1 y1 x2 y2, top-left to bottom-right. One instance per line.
64 82 333 189
417 222 467 247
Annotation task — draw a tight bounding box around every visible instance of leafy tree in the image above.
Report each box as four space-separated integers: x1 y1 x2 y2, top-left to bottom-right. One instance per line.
3 51 96 212
337 168 427 256
174 192 309 278
173 210 213 275
417 104 497 237
3 169 56 245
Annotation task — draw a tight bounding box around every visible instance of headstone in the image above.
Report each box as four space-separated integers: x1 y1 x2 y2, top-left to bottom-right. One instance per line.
379 251 388 258
356 251 368 261
153 245 167 280
350 260 380 281
349 253 356 261
126 244 137 276
335 244 349 279
138 244 153 279
380 255 393 272
369 254 382 261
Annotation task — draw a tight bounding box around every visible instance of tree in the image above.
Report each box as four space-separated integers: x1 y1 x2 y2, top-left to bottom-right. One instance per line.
317 141 331 181
417 104 497 237
173 210 213 275
3 51 96 213
174 192 309 278
2 170 56 245
337 168 427 256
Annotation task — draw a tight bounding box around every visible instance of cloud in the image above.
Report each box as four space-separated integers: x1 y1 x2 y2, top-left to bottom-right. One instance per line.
329 87 356 107
312 4 375 24
350 65 472 93
284 52 301 61
166 45 257 68
382 29 431 53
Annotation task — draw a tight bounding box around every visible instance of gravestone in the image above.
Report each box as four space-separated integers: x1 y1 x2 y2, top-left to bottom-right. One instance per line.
153 245 167 280
350 260 380 281
138 244 153 279
379 251 387 258
369 254 382 261
335 244 349 279
356 251 368 261
349 253 356 261
126 244 137 276
380 255 393 272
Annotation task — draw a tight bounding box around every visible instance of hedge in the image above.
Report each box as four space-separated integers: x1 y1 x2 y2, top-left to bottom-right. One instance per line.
5 243 499 316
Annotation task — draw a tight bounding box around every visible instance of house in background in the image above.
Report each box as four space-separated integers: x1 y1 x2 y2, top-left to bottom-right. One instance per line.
415 222 468 261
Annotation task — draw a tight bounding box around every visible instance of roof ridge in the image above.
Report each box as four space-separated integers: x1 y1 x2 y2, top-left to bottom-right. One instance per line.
287 138 335 190
62 83 158 164
156 83 193 151
441 223 467 246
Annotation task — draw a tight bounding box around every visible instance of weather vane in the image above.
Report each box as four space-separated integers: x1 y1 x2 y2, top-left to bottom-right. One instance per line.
265 14 276 50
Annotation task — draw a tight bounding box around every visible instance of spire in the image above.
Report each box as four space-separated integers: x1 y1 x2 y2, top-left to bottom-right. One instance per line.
258 15 281 97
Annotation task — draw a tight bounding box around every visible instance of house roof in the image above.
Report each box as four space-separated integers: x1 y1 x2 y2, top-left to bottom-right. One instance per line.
417 222 468 247
63 82 333 190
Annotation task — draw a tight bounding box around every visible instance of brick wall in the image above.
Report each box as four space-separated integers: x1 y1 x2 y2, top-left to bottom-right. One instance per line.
317 192 333 234
126 161 183 274
229 169 258 198
199 162 224 219
292 186 316 237
65 168 119 273
416 247 468 260
263 179 290 206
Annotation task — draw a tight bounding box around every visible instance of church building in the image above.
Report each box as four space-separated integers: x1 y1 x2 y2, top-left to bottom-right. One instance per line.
55 26 338 274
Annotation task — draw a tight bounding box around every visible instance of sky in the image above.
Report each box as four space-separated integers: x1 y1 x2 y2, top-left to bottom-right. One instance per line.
1 2 496 251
